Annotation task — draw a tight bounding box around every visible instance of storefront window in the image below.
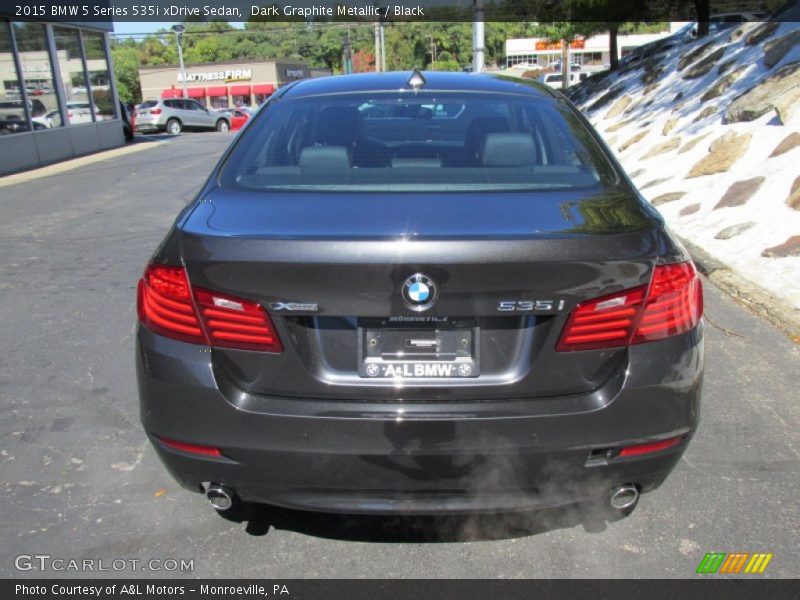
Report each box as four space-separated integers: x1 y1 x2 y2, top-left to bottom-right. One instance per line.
0 21 32 135
12 21 62 129
52 26 90 125
209 95 229 110
82 31 115 120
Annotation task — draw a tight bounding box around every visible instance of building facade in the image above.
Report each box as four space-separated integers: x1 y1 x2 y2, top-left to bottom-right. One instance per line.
0 12 123 176
505 30 674 70
139 59 312 109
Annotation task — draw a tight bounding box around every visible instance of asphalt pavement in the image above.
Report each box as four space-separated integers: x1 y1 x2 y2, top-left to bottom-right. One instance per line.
1 133 798 578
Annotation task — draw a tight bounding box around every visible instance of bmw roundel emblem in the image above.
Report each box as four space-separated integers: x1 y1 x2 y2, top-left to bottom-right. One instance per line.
402 273 437 311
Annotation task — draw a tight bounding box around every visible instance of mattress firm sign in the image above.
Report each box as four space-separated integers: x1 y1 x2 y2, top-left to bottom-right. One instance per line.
178 69 252 83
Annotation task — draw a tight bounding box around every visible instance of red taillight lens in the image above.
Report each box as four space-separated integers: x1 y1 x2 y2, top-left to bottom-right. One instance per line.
193 288 283 353
157 436 222 457
137 265 282 353
150 108 162 115
556 286 646 352
556 261 702 352
618 435 683 457
631 262 703 344
138 265 207 345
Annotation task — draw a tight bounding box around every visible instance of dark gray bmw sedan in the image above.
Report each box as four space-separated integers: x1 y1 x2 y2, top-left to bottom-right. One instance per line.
136 71 703 518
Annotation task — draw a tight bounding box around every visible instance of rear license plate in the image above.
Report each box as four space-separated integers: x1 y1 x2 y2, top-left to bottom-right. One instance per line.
358 319 479 378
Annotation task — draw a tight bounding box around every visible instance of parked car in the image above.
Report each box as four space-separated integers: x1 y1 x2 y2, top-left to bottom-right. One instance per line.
548 60 581 72
538 71 585 89
229 108 252 131
136 71 703 519
0 117 48 135
66 101 97 124
135 98 230 134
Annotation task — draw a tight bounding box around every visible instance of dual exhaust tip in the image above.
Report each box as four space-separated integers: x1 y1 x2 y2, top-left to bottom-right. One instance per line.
610 484 639 510
206 482 640 513
205 483 234 511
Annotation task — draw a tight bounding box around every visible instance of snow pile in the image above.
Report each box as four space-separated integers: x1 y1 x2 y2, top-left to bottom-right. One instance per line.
570 21 800 309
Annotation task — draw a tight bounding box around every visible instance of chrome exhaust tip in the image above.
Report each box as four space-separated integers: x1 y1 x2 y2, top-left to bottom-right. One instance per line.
206 483 234 511
609 484 639 510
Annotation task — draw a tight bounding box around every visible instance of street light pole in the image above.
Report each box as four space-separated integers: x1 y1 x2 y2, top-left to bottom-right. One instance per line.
172 24 187 98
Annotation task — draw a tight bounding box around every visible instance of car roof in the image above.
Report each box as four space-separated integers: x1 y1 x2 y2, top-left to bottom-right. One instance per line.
279 71 557 100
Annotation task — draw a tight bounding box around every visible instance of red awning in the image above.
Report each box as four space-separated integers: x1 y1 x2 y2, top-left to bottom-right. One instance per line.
252 84 275 95
161 88 181 98
187 87 205 98
229 85 251 96
206 86 228 97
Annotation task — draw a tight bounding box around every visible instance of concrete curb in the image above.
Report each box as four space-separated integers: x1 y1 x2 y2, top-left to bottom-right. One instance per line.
680 236 800 340
0 138 169 189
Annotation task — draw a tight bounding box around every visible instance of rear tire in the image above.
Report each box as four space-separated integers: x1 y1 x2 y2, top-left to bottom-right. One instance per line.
216 119 230 132
166 118 182 135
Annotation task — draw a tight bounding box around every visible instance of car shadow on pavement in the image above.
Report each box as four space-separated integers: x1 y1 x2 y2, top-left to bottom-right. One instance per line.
217 502 617 542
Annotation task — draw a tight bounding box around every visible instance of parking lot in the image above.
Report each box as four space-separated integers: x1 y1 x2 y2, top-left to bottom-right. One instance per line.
1 133 798 578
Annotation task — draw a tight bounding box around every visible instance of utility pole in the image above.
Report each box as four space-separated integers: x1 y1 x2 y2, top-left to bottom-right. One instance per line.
343 30 353 74
429 35 437 70
172 24 187 98
374 20 381 72
472 0 484 72
380 21 386 71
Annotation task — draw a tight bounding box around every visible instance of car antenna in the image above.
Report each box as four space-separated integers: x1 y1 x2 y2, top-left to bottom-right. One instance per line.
407 68 426 90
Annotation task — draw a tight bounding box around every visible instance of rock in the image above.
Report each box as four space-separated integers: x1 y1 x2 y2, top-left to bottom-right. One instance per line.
623 99 643 115
715 222 756 239
678 41 715 71
745 21 779 46
679 203 701 216
701 66 746 102
643 82 659 96
730 21 760 43
764 30 800 69
627 168 645 179
679 132 711 154
775 87 800 124
770 132 800 157
686 131 752 178
642 65 664 85
662 118 678 136
640 177 672 190
618 130 648 152
725 62 800 123
588 83 626 111
606 118 635 133
683 47 727 79
651 192 686 206
692 106 718 123
641 137 681 160
606 134 618 147
786 176 800 209
713 177 765 209
605 96 632 119
718 59 737 75
762 236 800 257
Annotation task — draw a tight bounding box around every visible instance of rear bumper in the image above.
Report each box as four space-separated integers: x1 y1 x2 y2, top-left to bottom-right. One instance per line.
137 325 703 514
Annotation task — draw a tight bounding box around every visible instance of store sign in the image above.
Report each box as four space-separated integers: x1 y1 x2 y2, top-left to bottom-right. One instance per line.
534 39 586 51
285 68 305 79
178 68 252 84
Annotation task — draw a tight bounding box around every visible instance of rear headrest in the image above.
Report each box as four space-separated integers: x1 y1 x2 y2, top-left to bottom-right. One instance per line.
464 116 510 155
299 146 350 170
481 133 537 167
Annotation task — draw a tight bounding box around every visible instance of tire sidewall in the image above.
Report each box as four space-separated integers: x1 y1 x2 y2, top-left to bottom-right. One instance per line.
216 119 229 132
167 119 181 135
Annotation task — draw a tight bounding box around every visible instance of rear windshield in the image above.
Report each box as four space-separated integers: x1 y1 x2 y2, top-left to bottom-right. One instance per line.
139 100 158 109
221 92 617 193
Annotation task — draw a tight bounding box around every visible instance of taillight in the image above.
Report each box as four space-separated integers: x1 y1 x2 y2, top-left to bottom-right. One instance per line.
631 262 703 344
618 435 683 457
556 261 702 352
150 108 162 115
194 288 283 353
137 265 206 345
137 264 282 353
